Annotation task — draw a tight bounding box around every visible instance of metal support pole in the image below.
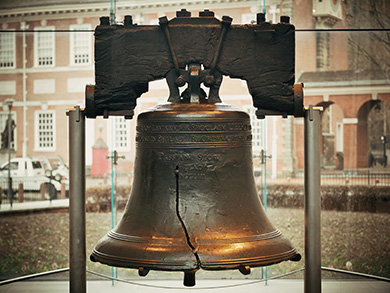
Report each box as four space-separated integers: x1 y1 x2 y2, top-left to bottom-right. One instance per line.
304 105 322 293
68 106 86 293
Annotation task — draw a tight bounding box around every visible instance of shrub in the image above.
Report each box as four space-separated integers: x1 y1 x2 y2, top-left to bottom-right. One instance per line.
86 185 131 212
261 184 390 213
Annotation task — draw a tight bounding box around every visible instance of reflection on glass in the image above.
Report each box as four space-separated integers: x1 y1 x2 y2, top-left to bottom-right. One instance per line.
0 0 388 286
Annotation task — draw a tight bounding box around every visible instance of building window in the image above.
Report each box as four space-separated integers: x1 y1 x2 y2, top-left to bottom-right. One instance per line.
35 26 55 67
35 110 56 151
70 24 91 65
0 32 15 68
246 107 263 152
0 111 16 150
111 117 130 152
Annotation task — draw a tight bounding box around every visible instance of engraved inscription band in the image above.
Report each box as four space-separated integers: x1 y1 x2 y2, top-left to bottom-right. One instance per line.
136 121 252 148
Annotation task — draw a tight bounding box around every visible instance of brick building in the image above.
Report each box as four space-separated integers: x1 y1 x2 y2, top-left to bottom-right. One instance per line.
0 0 389 176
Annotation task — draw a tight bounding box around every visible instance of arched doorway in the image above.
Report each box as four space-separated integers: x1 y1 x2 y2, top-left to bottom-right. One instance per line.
357 100 390 169
367 100 390 168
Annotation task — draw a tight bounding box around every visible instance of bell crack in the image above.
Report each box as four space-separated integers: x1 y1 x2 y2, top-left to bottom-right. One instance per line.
175 166 201 268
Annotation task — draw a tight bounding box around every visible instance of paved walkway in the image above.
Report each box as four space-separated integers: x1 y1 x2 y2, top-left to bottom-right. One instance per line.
1 279 390 292
0 198 69 215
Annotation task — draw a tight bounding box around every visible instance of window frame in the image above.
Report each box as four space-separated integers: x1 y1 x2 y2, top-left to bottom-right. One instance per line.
245 106 264 153
69 24 92 66
34 109 56 152
108 116 131 152
0 31 16 69
34 26 55 68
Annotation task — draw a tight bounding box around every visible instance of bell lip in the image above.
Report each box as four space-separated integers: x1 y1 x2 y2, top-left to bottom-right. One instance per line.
90 249 199 271
91 245 301 271
90 248 300 271
198 248 301 269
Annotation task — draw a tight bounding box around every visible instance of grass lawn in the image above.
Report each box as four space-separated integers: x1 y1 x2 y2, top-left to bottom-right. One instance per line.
0 208 389 281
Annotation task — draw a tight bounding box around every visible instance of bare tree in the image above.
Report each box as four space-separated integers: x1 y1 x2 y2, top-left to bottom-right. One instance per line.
347 0 390 78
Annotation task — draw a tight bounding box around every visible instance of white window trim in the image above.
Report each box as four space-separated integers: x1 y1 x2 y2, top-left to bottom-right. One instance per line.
69 24 92 66
107 116 131 152
244 106 264 153
336 122 344 153
0 31 16 70
34 109 56 152
34 26 55 68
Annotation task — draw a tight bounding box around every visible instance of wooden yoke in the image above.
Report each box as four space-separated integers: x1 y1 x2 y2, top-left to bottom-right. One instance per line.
85 9 304 119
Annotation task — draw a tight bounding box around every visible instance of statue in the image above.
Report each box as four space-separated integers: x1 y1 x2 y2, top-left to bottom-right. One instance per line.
1 117 16 149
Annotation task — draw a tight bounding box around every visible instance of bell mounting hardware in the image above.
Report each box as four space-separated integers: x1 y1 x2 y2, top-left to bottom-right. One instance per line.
85 9 303 120
87 9 302 287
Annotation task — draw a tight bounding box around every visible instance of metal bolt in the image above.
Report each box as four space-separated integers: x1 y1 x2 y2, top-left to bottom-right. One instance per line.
199 9 215 17
177 9 191 17
280 15 290 23
99 17 110 26
175 75 186 87
257 13 266 24
159 16 169 25
222 15 233 25
124 15 133 26
203 75 215 87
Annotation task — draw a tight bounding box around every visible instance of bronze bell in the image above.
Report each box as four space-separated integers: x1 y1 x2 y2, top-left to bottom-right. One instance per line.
90 102 301 286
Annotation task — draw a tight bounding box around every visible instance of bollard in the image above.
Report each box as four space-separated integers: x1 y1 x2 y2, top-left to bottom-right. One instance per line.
60 183 66 199
18 183 24 203
40 183 46 200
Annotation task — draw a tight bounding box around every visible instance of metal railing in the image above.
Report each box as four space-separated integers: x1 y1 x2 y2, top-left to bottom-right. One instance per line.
2 169 388 206
258 169 390 186
0 180 65 205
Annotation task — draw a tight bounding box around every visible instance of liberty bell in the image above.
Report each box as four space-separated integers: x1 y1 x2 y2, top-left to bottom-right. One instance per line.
89 11 303 287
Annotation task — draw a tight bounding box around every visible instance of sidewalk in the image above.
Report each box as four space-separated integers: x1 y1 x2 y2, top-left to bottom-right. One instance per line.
0 198 69 215
1 279 390 292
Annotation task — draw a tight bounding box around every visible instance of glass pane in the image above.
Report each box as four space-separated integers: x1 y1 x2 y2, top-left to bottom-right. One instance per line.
0 3 388 291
